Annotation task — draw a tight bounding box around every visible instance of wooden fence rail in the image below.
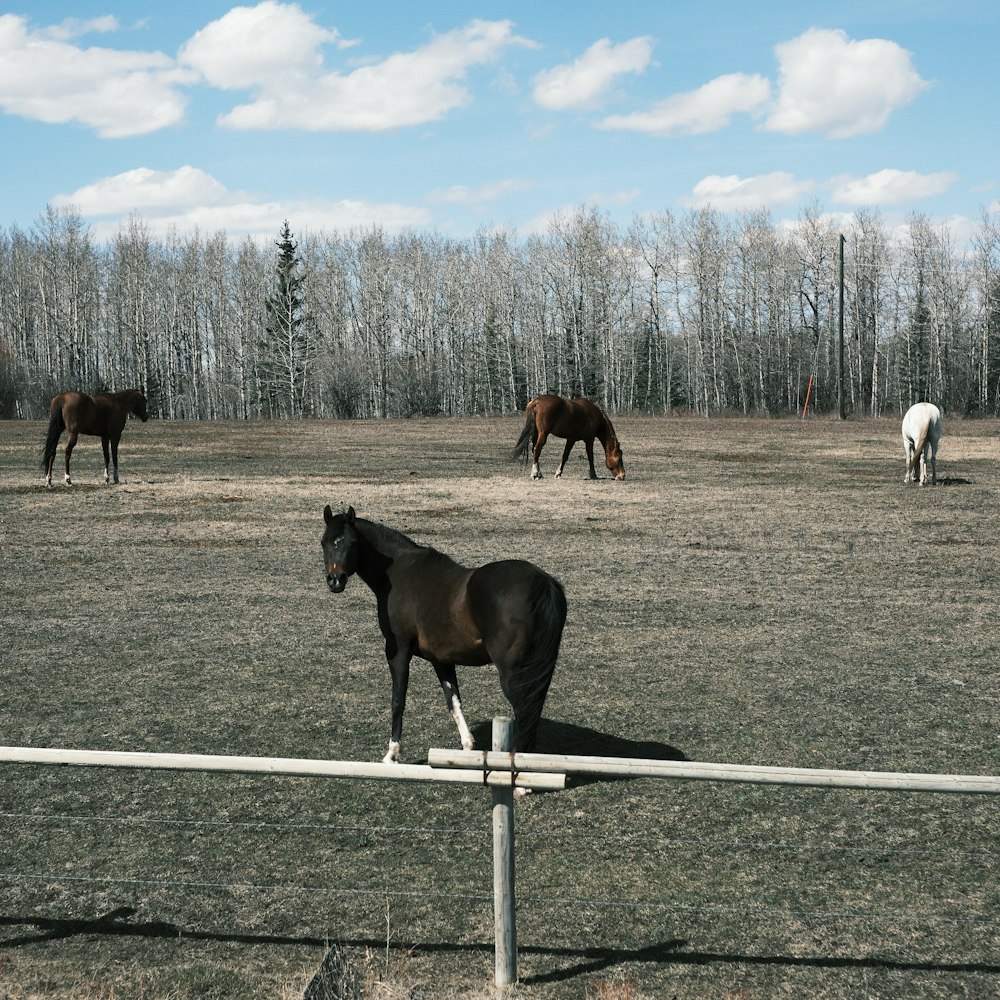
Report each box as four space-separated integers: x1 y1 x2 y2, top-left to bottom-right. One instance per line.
428 748 1000 795
6 730 1000 989
0 744 564 790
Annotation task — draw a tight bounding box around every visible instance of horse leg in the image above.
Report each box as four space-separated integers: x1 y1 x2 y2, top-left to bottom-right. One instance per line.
383 647 411 763
110 434 121 484
920 445 932 486
63 431 78 486
102 437 112 484
903 438 914 483
432 662 475 750
584 439 598 479
554 439 575 478
531 431 549 479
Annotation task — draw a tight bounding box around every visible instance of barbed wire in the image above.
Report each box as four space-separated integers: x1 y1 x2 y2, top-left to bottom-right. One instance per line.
519 893 1000 928
0 810 483 839
0 870 490 903
3 870 997 932
3 809 997 860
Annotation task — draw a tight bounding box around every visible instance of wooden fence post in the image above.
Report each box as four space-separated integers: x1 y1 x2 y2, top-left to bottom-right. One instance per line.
492 716 517 985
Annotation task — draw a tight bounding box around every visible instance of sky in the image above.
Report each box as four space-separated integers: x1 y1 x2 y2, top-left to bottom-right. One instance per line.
1 0 998 246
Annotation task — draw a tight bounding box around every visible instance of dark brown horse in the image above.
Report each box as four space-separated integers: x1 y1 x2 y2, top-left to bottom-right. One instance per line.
321 505 567 761
42 388 149 487
512 394 625 480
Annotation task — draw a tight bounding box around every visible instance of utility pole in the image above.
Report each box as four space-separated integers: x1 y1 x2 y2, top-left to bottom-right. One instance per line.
839 233 846 420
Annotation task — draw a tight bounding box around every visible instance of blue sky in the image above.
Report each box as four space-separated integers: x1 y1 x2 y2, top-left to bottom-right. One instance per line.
1 0 997 244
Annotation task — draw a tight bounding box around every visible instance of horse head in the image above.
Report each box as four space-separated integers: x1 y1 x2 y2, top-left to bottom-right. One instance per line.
605 440 625 480
131 390 150 422
322 504 358 593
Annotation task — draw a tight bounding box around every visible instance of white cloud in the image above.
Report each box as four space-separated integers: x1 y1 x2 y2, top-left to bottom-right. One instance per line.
178 1 349 91
532 36 654 111
764 28 929 138
53 165 431 242
0 13 192 137
685 172 815 211
133 199 432 243
598 73 771 135
41 16 119 42
181 9 531 132
52 166 230 215
831 169 958 205
427 179 533 205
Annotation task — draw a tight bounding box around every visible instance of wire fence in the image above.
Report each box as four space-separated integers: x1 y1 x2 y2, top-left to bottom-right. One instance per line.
3 805 998 932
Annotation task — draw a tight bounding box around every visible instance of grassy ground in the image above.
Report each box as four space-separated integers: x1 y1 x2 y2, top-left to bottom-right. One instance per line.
0 412 998 999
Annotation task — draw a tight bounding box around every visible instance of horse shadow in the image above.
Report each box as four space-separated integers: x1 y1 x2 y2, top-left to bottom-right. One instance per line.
470 718 686 787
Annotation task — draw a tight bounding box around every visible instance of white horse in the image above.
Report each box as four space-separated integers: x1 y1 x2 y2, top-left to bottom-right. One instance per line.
901 402 942 485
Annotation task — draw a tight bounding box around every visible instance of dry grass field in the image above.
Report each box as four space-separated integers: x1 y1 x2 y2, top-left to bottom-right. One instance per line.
1 411 998 999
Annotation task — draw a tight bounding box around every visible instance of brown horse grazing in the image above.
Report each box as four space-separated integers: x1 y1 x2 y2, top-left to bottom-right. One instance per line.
42 388 149 488
512 394 625 480
322 505 567 761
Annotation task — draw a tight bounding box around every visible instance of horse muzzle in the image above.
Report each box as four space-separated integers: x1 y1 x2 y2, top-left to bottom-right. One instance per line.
327 572 349 593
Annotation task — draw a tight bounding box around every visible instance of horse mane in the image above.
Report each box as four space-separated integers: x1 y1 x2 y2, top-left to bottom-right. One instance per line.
595 403 619 448
356 517 425 557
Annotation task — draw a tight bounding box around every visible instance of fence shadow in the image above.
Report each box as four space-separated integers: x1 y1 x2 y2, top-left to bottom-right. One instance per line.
6 910 999 986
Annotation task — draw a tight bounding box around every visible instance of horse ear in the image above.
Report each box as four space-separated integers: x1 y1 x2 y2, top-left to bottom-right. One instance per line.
346 505 356 523
324 504 334 524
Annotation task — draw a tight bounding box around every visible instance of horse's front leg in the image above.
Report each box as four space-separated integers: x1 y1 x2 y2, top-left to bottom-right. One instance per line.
583 439 598 479
63 431 78 486
110 435 121 484
433 662 475 750
384 646 411 763
101 437 112 484
554 439 575 478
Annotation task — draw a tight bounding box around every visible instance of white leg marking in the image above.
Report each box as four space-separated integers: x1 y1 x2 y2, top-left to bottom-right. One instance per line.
64 474 73 486
451 697 475 751
383 740 401 764
531 462 542 480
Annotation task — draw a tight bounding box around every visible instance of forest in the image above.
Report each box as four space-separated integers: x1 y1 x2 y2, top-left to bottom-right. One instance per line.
1 202 999 420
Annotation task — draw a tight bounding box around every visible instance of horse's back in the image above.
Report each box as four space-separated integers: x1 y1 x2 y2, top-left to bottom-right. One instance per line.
530 394 602 438
52 389 83 414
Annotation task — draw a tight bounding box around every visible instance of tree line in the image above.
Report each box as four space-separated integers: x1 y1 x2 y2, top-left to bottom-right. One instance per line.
1 203 999 420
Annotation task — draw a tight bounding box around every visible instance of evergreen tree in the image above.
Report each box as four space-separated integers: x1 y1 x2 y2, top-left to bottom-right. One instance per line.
262 221 310 416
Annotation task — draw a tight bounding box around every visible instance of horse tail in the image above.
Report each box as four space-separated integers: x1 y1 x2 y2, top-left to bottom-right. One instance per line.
41 398 65 471
909 425 930 474
512 573 567 752
510 399 538 464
